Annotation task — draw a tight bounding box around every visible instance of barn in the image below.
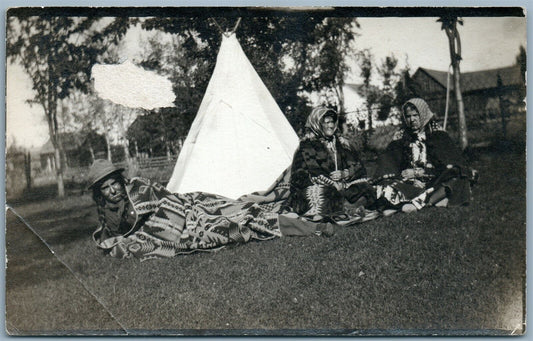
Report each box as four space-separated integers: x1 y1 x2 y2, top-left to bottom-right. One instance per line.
409 65 526 129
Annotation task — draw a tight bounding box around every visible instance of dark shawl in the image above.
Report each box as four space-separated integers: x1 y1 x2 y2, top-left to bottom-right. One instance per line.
375 99 476 206
288 136 369 215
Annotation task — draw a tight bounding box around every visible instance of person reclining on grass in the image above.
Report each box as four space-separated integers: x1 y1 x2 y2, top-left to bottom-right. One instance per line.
87 159 335 260
285 107 378 225
373 98 478 214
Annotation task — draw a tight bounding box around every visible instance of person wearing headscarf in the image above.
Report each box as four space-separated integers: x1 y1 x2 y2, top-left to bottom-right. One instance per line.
287 107 376 223
374 98 478 213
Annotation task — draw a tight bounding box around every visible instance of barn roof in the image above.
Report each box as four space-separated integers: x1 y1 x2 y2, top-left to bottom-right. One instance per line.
415 65 523 92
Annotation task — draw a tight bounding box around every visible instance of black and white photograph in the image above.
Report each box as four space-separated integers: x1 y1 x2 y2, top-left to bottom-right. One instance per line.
4 6 527 336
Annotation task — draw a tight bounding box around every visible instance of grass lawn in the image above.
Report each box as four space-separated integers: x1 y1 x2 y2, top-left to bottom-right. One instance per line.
5 148 526 336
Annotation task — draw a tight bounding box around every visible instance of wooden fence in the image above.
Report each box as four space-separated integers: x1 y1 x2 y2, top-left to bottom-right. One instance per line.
7 110 525 199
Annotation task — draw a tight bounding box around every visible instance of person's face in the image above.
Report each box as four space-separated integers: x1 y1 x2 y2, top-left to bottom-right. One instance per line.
321 115 337 137
404 105 421 131
99 176 125 204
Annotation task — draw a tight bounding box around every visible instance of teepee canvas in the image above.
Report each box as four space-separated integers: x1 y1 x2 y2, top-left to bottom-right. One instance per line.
166 33 299 199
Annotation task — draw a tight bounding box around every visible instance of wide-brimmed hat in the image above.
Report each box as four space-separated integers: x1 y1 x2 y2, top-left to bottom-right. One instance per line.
87 159 124 189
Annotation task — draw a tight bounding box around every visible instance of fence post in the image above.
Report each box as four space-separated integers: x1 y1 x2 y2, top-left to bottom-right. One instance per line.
24 152 32 190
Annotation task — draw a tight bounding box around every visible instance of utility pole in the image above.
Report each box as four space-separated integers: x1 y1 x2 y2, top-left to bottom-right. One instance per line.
439 16 468 150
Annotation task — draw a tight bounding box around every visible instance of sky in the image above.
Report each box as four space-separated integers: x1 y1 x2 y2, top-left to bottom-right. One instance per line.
353 17 527 77
6 15 527 149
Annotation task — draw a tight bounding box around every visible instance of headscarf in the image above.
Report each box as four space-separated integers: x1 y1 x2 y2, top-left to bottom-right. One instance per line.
306 107 338 140
400 98 438 168
401 98 435 133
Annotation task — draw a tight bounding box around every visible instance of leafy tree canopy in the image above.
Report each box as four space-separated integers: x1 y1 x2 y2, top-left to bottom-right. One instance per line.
141 16 359 135
7 15 132 196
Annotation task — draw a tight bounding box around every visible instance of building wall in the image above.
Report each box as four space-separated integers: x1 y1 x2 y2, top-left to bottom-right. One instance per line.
411 71 447 95
411 71 525 119
410 71 451 117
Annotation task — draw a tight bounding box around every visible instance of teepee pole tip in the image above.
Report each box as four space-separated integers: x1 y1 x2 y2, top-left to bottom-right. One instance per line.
209 18 225 35
231 18 242 34
209 17 242 37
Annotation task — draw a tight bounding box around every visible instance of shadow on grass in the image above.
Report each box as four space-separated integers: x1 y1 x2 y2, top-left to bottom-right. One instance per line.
7 182 87 207
7 196 97 249
5 209 125 334
4 146 526 334
6 210 75 289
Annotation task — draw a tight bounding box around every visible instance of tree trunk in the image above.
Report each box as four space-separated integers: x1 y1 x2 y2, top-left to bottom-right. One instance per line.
500 97 507 139
367 106 373 132
50 117 65 197
335 85 345 114
24 152 32 190
123 143 130 163
47 51 65 197
115 105 131 164
497 75 507 139
134 140 139 158
104 134 112 162
453 65 468 149
46 28 65 198
364 105 373 148
88 144 95 163
367 105 373 132
166 141 172 160
54 145 65 197
445 23 468 150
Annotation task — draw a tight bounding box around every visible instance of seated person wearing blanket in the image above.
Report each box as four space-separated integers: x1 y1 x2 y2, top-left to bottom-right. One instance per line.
286 107 377 224
88 159 334 260
374 98 478 213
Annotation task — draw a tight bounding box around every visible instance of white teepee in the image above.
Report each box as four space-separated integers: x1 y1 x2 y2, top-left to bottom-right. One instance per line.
166 33 299 199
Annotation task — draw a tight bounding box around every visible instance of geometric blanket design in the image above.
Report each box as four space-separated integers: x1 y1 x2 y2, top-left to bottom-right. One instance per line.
92 168 292 261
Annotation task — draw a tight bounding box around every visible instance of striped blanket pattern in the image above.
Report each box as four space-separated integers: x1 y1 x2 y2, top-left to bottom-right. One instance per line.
94 169 292 261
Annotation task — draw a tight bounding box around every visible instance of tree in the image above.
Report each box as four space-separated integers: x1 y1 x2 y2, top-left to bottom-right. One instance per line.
438 16 468 150
515 45 526 83
60 90 103 163
513 45 527 116
127 111 172 157
376 54 399 121
302 18 359 115
357 49 381 145
142 16 359 135
137 32 209 147
394 67 415 108
7 15 130 196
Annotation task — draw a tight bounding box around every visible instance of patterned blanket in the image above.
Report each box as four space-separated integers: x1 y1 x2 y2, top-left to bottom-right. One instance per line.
93 168 292 261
